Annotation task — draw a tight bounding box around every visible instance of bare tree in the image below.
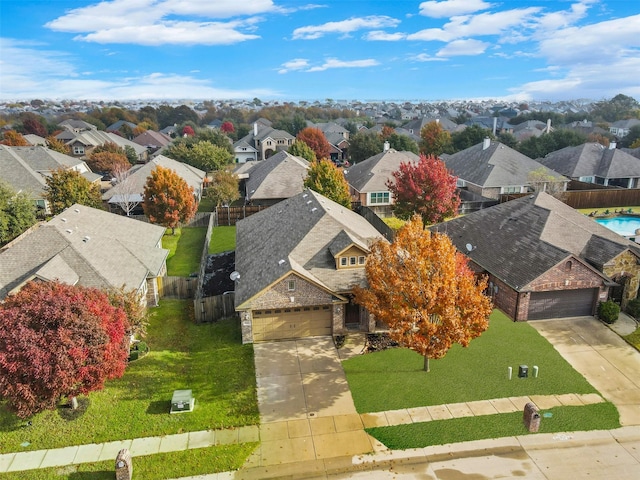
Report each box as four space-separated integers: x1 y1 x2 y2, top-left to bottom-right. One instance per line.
110 165 141 216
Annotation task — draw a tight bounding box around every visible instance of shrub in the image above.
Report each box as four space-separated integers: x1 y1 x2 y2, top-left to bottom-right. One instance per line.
626 298 640 319
598 300 620 324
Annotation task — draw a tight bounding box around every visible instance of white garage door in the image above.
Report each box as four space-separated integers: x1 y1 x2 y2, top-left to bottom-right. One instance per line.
252 305 332 342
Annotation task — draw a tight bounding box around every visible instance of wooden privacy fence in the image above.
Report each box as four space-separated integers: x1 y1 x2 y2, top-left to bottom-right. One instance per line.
214 205 266 226
501 188 640 210
193 293 236 323
160 276 197 299
130 212 211 227
356 205 395 241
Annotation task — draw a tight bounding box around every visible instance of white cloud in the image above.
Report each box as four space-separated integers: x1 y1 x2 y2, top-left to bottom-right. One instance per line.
437 38 489 56
365 31 406 41
306 58 379 72
419 0 492 18
409 53 447 62
0 39 277 101
292 16 400 40
278 58 310 74
45 0 275 46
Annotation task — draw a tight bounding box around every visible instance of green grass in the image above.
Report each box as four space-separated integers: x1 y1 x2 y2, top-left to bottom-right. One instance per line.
623 326 640 350
367 402 619 449
0 300 259 453
0 443 258 480
343 310 598 413
209 226 236 254
197 195 216 213
163 227 207 276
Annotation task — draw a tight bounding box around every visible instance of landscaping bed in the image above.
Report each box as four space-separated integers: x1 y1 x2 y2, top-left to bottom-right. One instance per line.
202 251 235 296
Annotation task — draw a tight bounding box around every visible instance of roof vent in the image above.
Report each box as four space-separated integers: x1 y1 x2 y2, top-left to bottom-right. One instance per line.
302 193 308 198
61 218 67 222
278 259 286 265
65 229 72 234
83 236 90 243
307 200 312 204
74 208 80 213
311 207 317 212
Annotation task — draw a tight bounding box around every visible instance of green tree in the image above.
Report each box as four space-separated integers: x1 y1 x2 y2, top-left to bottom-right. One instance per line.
46 136 71 154
420 121 452 156
288 140 317 162
349 131 383 164
124 145 138 164
517 129 587 159
497 132 518 149
620 125 640 148
591 94 640 122
44 169 103 215
304 160 352 208
0 182 38 246
206 170 240 207
387 133 419 154
191 141 233 171
451 124 493 152
143 165 197 234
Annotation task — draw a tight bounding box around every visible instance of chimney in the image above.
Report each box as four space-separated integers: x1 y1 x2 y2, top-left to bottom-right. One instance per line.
609 141 617 150
383 141 390 151
492 117 497 136
546 118 551 133
482 137 491 150
253 122 258 136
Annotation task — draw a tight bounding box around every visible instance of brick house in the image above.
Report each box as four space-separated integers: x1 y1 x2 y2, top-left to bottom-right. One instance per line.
432 192 640 321
234 190 385 343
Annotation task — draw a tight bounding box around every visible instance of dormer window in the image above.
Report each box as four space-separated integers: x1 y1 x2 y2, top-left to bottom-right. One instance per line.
350 256 357 266
358 256 365 265
340 257 347 267
287 280 296 291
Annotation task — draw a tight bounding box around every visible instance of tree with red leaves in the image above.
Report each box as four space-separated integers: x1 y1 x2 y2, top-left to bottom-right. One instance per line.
182 125 195 137
0 282 129 418
296 127 331 160
220 121 235 134
143 165 197 234
387 154 460 225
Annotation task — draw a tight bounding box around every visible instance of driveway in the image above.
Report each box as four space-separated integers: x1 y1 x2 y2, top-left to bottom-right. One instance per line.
244 337 377 469
531 316 640 426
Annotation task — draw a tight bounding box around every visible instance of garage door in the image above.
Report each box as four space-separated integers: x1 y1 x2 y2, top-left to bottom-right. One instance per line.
252 305 332 342
528 289 597 320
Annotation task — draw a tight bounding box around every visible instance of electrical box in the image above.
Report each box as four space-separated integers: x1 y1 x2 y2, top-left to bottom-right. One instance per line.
518 365 528 378
170 389 195 414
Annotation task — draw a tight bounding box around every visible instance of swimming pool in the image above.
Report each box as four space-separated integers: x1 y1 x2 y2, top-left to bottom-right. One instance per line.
594 216 640 237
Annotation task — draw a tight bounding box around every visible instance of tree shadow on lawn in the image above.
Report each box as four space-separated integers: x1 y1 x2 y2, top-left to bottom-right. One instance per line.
146 400 171 415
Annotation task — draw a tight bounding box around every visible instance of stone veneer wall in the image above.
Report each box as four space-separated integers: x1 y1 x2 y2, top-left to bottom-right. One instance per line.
603 251 640 310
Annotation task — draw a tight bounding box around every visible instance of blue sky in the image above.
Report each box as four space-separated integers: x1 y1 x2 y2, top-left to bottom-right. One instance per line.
1 0 639 102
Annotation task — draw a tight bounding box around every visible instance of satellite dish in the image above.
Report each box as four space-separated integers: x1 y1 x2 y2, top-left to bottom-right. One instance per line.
465 243 475 252
230 271 240 281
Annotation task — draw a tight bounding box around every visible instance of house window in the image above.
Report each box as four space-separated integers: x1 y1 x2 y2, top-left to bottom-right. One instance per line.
73 145 84 155
350 256 357 266
340 257 347 266
358 256 365 265
370 192 390 204
579 176 594 183
502 186 520 194
287 280 296 291
565 261 573 271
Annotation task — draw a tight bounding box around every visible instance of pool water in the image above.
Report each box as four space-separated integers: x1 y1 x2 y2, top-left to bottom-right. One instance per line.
594 216 640 237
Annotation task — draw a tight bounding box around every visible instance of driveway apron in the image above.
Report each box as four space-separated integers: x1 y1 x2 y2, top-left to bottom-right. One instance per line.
246 337 377 469
531 316 640 426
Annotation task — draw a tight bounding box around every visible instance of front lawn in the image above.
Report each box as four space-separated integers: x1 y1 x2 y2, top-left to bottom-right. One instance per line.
0 300 259 453
343 310 599 413
163 227 207 276
209 226 236 254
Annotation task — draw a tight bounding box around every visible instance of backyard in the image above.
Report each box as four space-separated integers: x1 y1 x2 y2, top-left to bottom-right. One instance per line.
163 227 207 276
343 310 621 448
0 299 259 476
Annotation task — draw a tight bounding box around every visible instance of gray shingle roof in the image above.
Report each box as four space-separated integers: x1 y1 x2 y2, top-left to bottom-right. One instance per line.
343 149 419 193
443 141 566 188
537 143 640 179
431 192 635 290
245 151 309 201
234 190 383 308
0 204 168 298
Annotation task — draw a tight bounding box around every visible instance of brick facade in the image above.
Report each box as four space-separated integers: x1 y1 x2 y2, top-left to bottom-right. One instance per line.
603 250 640 310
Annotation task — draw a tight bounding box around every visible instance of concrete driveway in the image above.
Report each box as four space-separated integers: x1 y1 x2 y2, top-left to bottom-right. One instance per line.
245 337 377 469
531 316 640 426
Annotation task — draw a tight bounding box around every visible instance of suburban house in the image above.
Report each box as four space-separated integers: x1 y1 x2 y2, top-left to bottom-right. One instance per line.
537 142 640 188
343 148 420 217
56 123 148 163
0 204 168 306
242 151 310 206
442 138 568 200
234 119 295 162
233 140 259 163
609 119 640 138
403 117 460 135
132 130 173 155
102 155 206 214
234 189 385 343
432 192 640 321
0 145 101 214
106 120 138 138
309 122 350 162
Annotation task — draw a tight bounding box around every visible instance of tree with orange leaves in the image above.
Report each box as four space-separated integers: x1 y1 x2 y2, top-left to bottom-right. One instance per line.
296 127 331 160
143 165 197 234
1 130 29 146
354 216 492 371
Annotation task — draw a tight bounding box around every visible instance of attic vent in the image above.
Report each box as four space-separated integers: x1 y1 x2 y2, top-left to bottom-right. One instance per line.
61 218 67 222
74 208 80 213
278 259 286 265
65 229 72 234
311 207 317 212
306 200 312 204
83 236 90 243
302 193 308 198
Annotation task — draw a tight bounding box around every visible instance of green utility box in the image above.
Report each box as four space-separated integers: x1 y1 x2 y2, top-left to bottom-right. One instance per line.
170 389 195 414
